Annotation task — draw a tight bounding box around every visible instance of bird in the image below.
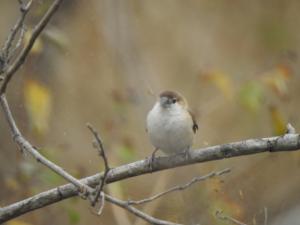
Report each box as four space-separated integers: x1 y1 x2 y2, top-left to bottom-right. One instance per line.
146 90 198 162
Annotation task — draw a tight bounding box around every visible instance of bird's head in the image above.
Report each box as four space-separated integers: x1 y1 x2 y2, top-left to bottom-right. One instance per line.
158 90 187 109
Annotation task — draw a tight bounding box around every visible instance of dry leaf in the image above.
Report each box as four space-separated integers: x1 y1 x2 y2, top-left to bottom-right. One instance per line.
24 79 52 136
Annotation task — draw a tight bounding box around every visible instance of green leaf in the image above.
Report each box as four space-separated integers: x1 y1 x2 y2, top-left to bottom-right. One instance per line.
38 169 63 185
67 208 81 224
117 145 137 162
238 82 264 113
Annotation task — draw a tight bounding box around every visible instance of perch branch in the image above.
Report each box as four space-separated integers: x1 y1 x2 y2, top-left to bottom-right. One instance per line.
0 131 299 222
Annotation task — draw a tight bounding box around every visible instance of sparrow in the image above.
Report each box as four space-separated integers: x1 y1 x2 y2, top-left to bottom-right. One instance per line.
146 90 198 160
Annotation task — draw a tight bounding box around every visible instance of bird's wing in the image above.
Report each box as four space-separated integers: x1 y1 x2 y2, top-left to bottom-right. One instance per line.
188 109 198 134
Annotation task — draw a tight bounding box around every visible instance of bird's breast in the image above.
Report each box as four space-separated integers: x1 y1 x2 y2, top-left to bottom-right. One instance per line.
146 106 194 154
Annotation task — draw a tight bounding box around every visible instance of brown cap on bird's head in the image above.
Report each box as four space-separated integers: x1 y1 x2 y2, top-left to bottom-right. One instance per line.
159 90 187 108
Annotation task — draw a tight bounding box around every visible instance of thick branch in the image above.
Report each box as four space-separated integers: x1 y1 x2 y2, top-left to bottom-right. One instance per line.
1 132 299 222
0 0 64 94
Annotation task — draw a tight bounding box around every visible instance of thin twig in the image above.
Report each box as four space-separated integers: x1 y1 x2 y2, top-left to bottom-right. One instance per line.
0 0 64 94
1 0 32 60
87 123 110 209
7 25 27 64
90 193 179 225
105 194 181 225
128 168 230 205
97 193 105 216
216 210 247 225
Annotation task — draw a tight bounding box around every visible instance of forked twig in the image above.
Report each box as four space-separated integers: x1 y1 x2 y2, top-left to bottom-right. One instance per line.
128 168 230 205
1 0 32 61
0 0 64 94
87 123 110 210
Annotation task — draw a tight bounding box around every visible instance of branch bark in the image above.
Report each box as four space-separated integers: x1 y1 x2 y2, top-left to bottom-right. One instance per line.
1 132 299 223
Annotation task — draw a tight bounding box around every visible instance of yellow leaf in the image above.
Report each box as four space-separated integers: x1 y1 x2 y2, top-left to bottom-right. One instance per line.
4 177 20 191
200 70 234 100
261 64 292 99
24 30 44 55
24 80 52 136
269 105 286 135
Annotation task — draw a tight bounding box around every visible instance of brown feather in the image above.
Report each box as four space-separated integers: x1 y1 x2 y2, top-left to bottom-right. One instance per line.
188 109 198 134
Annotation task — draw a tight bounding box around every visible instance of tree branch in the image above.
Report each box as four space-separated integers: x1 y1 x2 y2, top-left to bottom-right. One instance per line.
87 123 110 208
0 0 64 94
105 194 181 225
1 0 32 67
1 132 299 222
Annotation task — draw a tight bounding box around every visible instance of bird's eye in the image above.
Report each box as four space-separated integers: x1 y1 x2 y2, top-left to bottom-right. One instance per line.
172 98 177 104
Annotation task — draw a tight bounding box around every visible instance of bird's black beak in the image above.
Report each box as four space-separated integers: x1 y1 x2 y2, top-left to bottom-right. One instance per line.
160 96 170 108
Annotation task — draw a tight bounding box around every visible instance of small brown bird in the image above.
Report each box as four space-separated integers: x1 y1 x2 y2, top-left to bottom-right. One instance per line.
146 90 198 158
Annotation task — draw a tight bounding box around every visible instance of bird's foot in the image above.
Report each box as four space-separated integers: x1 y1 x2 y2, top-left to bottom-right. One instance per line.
147 148 159 172
183 148 192 161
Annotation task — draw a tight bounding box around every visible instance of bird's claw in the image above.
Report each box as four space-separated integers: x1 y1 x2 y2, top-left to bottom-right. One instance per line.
146 155 155 171
183 148 192 161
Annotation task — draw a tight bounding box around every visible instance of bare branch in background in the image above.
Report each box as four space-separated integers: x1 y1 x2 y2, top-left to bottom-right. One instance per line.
0 0 64 94
216 210 247 225
127 168 230 205
0 0 32 68
105 194 181 225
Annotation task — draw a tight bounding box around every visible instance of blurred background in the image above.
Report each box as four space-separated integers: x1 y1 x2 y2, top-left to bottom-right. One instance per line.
1 0 300 224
